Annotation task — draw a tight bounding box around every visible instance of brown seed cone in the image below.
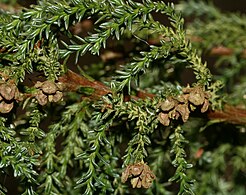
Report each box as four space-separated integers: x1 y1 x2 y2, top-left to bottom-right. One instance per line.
0 101 14 113
52 91 63 102
122 163 155 189
41 80 58 94
188 90 205 106
0 83 17 101
160 98 175 111
36 91 47 106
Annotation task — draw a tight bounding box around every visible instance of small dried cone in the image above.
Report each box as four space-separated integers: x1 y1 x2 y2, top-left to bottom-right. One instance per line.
189 90 205 106
52 91 63 102
0 101 14 113
0 83 17 101
160 98 175 111
36 91 47 106
158 112 170 126
122 163 155 189
176 104 190 122
41 81 57 94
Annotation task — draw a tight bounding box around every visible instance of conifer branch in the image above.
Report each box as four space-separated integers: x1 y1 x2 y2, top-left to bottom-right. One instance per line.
58 70 246 125
0 0 245 194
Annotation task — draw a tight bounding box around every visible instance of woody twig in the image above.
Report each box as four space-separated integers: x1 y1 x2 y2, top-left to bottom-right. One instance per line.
58 70 246 126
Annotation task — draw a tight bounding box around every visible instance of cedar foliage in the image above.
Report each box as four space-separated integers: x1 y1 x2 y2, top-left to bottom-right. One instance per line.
0 0 245 194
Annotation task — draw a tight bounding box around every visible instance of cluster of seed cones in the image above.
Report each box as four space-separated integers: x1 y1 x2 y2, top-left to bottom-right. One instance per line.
35 80 63 106
121 162 155 189
0 80 20 113
158 86 210 126
0 79 65 113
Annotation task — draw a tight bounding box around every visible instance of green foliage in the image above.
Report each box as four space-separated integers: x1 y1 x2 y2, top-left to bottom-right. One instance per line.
170 126 195 194
179 0 246 93
0 0 245 194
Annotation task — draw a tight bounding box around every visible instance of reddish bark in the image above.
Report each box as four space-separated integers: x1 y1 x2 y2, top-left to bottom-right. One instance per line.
207 105 246 125
58 70 112 99
58 70 246 125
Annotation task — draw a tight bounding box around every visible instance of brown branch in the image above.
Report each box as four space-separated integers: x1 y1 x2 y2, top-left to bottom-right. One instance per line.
58 70 246 125
58 70 112 99
207 105 246 125
58 70 156 101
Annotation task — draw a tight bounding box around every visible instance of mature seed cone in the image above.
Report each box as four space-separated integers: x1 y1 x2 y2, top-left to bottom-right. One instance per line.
52 91 63 102
158 86 211 126
160 98 175 111
41 80 58 94
0 83 17 101
121 163 144 183
0 101 14 113
36 90 48 106
35 80 63 105
121 162 155 189
188 90 205 106
0 81 20 113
